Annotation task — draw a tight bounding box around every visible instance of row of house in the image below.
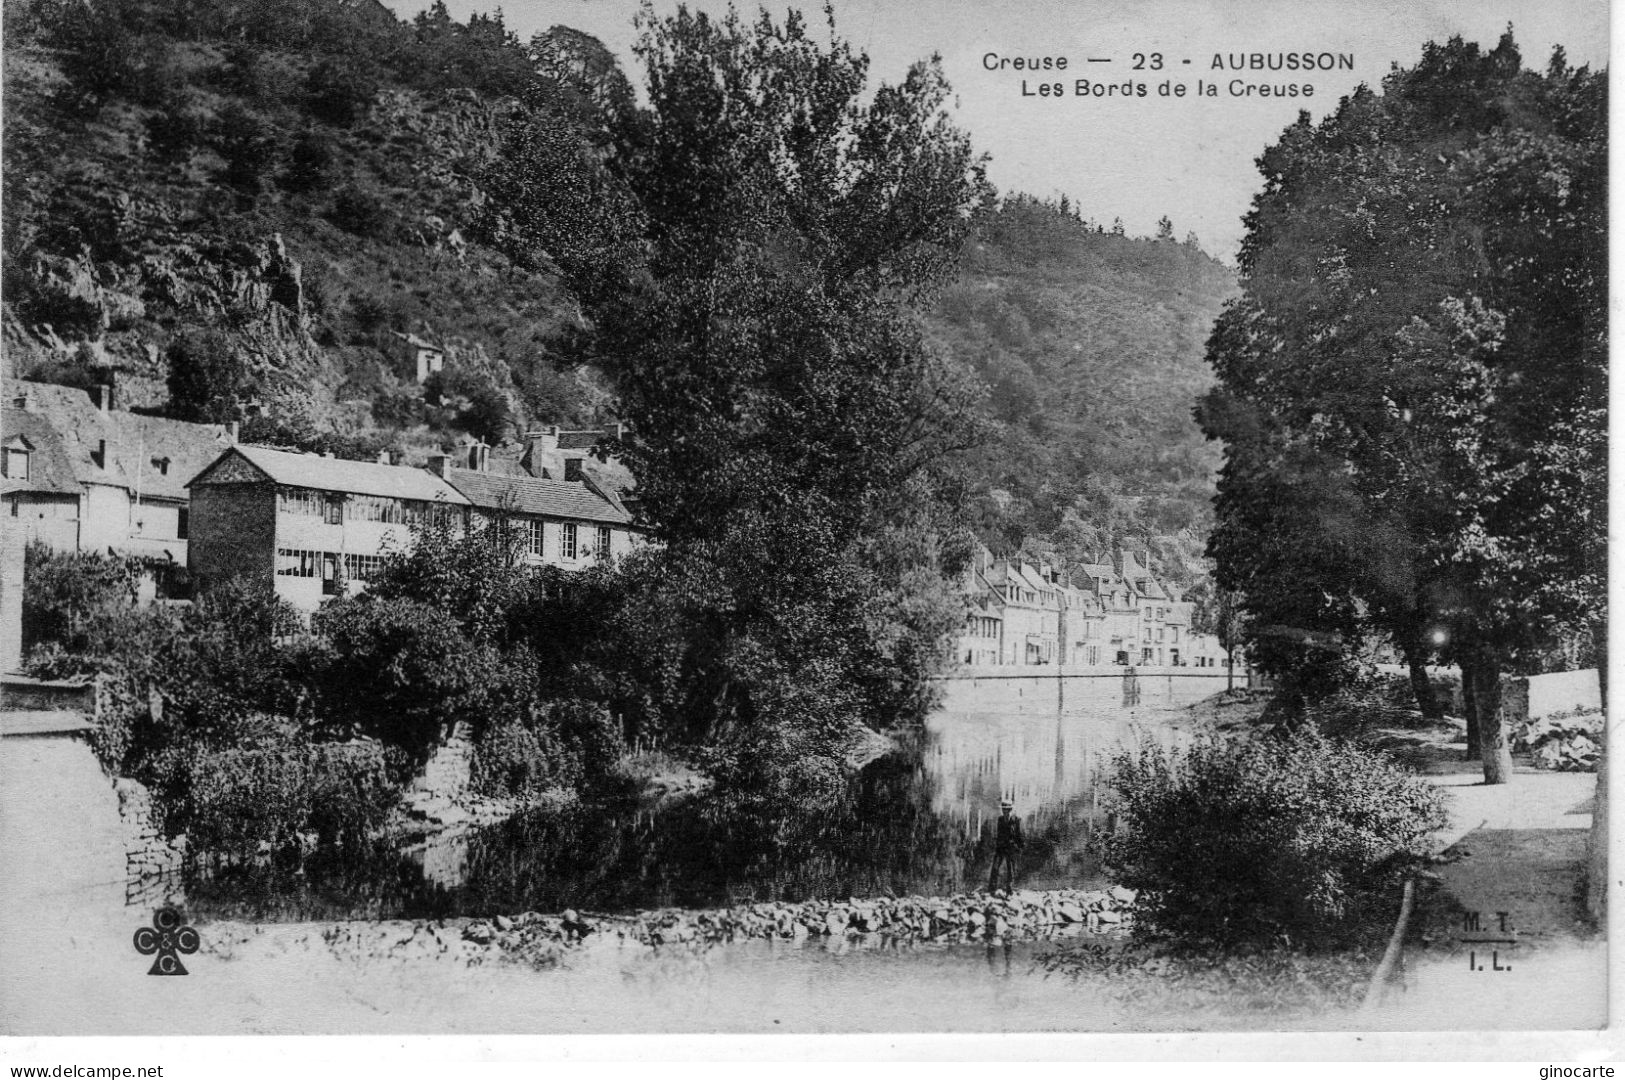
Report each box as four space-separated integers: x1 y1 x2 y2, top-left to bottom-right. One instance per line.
3 380 644 619
7 380 1230 672
955 544 1230 670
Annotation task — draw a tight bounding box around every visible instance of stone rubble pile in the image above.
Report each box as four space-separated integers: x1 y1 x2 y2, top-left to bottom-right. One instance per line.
458 886 1139 959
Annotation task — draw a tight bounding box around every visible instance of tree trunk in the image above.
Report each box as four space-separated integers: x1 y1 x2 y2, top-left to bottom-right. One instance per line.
1466 654 1513 784
1403 644 1444 721
1226 649 1234 692
1461 672 1480 760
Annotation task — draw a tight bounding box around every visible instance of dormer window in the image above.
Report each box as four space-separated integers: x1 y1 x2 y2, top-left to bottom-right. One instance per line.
151 456 171 476
1 437 31 481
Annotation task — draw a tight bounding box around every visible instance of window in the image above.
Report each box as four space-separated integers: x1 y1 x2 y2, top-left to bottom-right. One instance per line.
1170 626 1179 642
345 554 384 581
350 495 405 524
2 447 29 481
526 519 545 557
595 525 611 560
561 522 578 559
324 496 344 525
1143 628 1152 642
177 507 189 540
279 489 323 517
277 549 321 577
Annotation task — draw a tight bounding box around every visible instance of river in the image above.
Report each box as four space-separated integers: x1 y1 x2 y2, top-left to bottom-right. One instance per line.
182 670 1227 922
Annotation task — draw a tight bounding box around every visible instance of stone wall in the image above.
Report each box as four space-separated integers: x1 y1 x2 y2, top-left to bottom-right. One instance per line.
1524 668 1602 720
1 525 22 673
114 777 185 909
0 675 95 714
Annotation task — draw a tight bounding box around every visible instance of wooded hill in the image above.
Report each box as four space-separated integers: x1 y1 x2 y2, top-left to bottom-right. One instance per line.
2 0 1235 585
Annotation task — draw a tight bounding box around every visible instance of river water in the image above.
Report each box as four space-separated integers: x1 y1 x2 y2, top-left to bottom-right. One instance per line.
184 671 1226 922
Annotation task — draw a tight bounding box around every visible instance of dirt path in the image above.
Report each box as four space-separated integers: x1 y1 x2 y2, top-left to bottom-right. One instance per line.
1360 759 1605 1029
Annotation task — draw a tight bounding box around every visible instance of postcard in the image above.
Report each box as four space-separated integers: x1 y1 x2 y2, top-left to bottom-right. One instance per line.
0 0 1609 1062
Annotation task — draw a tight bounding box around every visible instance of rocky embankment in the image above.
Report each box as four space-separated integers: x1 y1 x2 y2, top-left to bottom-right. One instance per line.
428 887 1140 967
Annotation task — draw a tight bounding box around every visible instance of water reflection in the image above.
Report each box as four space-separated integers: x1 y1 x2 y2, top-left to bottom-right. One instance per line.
183 672 1226 920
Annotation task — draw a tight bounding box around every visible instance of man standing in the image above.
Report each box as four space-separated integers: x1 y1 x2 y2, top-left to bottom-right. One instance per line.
987 798 1024 894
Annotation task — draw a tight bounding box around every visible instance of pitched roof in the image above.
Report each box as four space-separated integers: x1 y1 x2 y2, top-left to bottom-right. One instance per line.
443 468 630 525
1 407 81 496
14 381 234 502
192 445 471 504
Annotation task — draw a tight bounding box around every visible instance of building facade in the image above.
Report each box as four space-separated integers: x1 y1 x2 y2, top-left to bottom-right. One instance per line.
4 381 235 589
954 544 1234 671
188 441 646 613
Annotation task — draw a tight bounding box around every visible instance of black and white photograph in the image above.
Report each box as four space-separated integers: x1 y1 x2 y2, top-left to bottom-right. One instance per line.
0 0 1609 1057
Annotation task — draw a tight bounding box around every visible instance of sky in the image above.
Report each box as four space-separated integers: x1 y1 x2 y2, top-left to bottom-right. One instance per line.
388 0 1608 260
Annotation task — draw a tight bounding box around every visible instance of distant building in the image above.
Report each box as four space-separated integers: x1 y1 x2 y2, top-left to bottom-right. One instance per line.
953 543 1236 672
3 381 235 589
389 332 446 384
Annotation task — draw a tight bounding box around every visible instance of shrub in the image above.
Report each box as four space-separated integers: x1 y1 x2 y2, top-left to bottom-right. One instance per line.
212 103 279 195
21 542 143 654
1096 729 1448 950
144 103 207 167
471 717 577 799
182 739 401 856
329 186 391 239
308 595 496 764
281 131 337 193
304 60 377 126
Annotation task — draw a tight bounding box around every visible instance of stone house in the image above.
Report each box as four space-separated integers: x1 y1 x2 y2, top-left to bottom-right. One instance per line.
187 444 473 611
187 439 646 613
3 381 235 593
389 332 446 384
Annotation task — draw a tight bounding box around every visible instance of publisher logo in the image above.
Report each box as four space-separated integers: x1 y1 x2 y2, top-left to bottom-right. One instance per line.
132 907 200 976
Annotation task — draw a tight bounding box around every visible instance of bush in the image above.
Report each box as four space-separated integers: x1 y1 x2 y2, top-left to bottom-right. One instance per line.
471 717 577 799
21 543 143 654
212 103 279 196
182 739 400 856
281 131 337 193
1096 729 1448 950
304 60 377 126
308 595 496 765
329 186 391 239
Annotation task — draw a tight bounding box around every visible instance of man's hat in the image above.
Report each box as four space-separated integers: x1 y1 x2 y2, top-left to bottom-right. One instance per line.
1000 798 1014 809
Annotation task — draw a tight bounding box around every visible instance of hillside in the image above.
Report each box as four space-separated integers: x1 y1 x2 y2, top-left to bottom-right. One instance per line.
1 0 1235 585
2 0 600 461
928 198 1237 586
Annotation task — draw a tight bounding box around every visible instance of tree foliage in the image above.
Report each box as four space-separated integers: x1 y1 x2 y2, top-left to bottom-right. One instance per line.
481 4 993 793
1198 33 1607 780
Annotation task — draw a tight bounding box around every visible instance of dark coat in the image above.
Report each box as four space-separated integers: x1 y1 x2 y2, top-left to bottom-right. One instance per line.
994 813 1024 854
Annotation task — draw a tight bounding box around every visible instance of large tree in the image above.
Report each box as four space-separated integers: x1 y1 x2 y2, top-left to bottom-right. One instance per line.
485 5 992 788
1199 34 1606 783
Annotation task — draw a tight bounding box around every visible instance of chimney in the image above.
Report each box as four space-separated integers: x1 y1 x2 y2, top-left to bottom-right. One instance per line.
323 451 335 459
90 384 114 413
468 442 490 472
92 439 107 469
226 421 240 444
12 390 30 411
563 457 584 482
428 453 451 478
376 449 392 465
